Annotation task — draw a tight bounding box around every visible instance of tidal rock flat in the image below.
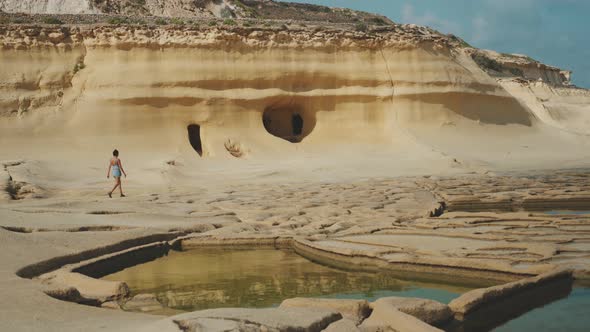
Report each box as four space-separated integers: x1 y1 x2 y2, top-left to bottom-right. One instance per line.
1 171 589 331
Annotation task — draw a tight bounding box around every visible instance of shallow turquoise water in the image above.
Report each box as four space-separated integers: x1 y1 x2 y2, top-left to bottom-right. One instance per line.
319 287 458 304
493 287 590 332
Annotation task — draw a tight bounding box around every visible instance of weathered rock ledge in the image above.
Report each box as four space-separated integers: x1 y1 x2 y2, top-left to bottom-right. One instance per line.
449 269 573 318
0 22 454 51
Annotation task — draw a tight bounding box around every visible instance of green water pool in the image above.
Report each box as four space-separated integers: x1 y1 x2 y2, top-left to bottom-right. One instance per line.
103 248 483 312
103 248 589 332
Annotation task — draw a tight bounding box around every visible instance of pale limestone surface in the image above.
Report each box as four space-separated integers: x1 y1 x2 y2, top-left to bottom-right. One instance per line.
280 298 371 325
370 297 452 326
322 318 360 332
0 227 166 332
359 307 443 332
171 307 342 332
0 0 99 14
43 285 86 303
0 0 217 17
448 269 573 317
0 170 589 331
39 271 129 302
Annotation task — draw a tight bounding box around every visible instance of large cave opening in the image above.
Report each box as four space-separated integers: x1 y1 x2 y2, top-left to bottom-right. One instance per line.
187 124 203 156
262 104 315 143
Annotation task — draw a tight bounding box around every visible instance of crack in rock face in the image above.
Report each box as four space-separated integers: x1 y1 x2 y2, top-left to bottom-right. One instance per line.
2 161 44 200
6 181 41 200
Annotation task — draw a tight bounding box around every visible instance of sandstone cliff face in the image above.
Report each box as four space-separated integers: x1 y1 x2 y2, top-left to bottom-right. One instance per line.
468 49 571 86
499 80 590 135
0 23 588 168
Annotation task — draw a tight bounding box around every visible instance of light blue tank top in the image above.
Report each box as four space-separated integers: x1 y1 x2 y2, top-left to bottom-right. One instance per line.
112 163 121 177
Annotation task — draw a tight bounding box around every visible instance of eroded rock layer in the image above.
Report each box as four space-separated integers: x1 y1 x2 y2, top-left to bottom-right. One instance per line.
1 23 588 169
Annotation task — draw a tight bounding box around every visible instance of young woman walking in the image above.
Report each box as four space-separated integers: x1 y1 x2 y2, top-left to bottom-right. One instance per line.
107 149 127 198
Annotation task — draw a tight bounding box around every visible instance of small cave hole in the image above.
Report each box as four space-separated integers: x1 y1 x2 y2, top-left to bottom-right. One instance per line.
262 105 315 143
292 113 303 136
187 124 203 157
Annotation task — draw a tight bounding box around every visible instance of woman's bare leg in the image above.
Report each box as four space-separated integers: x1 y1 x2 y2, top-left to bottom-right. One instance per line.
109 178 120 195
119 178 125 197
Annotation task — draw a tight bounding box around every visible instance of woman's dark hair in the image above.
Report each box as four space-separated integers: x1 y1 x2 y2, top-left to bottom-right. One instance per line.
113 149 119 157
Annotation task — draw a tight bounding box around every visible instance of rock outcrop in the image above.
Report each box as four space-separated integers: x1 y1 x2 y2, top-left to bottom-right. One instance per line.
0 0 100 15
172 307 342 332
280 298 371 325
360 306 443 332
369 297 452 326
39 271 129 302
0 0 393 23
2 21 587 164
467 48 572 86
448 269 573 319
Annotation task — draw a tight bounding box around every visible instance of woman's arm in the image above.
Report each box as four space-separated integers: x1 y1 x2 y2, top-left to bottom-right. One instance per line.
107 162 111 178
118 159 127 177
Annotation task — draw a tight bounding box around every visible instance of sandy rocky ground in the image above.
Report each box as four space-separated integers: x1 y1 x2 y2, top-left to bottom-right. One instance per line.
0 163 589 331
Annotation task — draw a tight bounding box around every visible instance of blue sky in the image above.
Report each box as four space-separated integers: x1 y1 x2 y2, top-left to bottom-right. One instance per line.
278 0 590 88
